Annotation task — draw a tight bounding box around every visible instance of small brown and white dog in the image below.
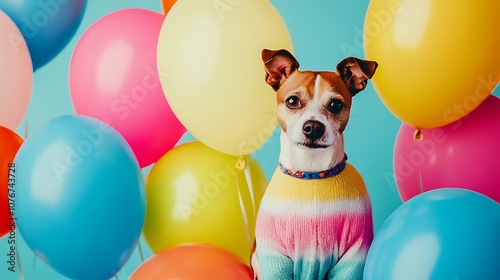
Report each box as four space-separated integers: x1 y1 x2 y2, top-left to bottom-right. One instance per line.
252 49 377 279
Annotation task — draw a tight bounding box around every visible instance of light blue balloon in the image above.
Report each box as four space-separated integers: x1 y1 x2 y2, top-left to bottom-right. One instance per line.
15 115 145 279
364 188 500 280
0 0 86 70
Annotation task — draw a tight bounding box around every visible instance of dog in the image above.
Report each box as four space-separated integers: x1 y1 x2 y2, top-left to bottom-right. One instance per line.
252 49 377 280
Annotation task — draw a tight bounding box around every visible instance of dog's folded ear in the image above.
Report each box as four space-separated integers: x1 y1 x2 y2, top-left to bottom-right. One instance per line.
262 49 299 91
337 57 378 96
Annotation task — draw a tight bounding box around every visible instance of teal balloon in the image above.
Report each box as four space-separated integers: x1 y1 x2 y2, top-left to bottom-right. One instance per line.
15 115 145 279
0 0 86 70
364 188 500 280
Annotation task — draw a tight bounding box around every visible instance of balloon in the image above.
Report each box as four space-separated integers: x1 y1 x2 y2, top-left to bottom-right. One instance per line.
143 141 267 263
0 127 23 238
158 0 293 156
364 0 500 129
161 0 176 14
130 244 253 280
0 0 86 70
0 10 32 130
70 8 185 168
394 95 500 203
364 188 500 280
15 115 145 279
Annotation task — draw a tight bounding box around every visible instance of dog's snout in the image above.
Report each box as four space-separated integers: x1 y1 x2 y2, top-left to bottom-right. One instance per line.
302 120 325 140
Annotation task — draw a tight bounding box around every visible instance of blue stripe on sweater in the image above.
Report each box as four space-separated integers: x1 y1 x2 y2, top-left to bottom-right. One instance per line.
257 254 366 280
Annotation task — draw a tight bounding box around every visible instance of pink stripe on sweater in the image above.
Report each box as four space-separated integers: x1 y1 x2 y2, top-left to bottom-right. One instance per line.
256 211 373 258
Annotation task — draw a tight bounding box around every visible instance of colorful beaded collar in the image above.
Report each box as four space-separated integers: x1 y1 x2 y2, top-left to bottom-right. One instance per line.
279 154 348 180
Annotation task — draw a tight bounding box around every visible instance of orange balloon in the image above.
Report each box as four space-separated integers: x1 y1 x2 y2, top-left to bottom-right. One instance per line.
130 244 253 280
162 0 176 14
0 126 23 237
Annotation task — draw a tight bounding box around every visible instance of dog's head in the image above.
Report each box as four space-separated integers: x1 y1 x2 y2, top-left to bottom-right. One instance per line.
262 49 377 150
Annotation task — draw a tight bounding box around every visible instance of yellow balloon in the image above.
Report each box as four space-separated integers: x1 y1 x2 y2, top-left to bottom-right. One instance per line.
158 0 293 156
143 141 267 264
364 0 500 129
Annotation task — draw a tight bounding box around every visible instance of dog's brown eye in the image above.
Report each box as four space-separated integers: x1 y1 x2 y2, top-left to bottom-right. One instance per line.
286 96 301 109
328 99 343 114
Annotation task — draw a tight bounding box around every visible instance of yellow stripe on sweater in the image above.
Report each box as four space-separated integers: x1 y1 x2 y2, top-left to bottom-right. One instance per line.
264 163 368 202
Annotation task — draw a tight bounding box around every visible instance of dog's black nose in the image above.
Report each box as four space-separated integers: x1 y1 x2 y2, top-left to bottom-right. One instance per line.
302 120 325 140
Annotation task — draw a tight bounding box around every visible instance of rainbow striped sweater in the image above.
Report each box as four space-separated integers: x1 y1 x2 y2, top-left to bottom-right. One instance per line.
254 162 373 279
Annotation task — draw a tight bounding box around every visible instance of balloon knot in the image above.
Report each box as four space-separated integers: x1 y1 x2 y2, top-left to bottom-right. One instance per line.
414 129 423 141
236 156 246 170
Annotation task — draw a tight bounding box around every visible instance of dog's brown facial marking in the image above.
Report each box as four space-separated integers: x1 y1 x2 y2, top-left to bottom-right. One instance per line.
276 71 354 133
317 71 353 133
275 71 315 132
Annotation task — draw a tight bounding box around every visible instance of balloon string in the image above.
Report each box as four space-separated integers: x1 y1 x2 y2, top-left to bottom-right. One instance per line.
137 240 145 263
15 244 23 280
32 255 36 273
236 175 252 248
24 118 28 139
243 163 256 217
418 168 424 194
137 172 146 264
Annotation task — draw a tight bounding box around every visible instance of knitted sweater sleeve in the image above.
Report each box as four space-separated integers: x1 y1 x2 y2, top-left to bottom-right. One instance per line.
254 163 373 280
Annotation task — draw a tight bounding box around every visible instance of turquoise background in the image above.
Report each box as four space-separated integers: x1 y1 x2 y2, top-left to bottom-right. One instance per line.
1 0 419 279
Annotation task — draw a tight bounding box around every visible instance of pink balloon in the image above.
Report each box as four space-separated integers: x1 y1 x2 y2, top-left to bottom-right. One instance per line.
0 10 32 130
70 8 185 167
394 95 500 203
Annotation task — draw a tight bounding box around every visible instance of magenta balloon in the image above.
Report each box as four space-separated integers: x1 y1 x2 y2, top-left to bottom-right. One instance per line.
70 8 185 167
394 95 500 203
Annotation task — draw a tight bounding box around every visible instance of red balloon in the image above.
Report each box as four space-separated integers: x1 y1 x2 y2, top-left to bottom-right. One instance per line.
0 126 23 237
130 244 253 280
394 95 500 203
